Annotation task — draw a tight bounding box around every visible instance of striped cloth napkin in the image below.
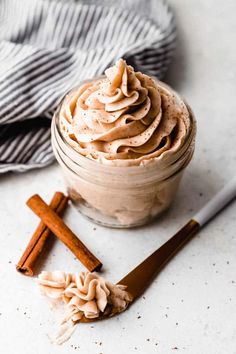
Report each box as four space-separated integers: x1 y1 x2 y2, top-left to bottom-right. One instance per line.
0 0 176 173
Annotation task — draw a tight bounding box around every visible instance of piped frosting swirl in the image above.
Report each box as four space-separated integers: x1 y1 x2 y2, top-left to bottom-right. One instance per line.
38 271 132 344
59 59 191 166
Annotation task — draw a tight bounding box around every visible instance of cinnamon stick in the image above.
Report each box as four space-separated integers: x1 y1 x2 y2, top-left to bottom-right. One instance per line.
26 194 102 272
16 192 68 276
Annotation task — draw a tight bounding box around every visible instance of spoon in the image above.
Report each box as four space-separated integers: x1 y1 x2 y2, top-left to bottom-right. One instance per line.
80 177 236 322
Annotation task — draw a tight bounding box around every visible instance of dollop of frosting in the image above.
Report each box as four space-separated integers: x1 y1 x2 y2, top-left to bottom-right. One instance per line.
59 58 191 166
38 271 132 344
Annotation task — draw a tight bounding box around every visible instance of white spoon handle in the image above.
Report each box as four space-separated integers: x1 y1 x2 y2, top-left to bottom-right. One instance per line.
193 178 236 227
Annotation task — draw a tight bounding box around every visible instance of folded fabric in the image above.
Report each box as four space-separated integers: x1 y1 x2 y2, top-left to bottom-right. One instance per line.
0 0 176 173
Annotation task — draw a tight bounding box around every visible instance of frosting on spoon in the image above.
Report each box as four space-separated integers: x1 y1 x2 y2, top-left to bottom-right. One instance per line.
38 271 132 344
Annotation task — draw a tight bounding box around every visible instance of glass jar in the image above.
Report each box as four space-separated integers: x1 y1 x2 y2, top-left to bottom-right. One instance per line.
51 83 196 228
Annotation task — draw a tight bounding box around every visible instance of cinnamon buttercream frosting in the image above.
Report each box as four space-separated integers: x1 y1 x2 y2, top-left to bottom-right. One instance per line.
38 271 132 344
59 58 191 166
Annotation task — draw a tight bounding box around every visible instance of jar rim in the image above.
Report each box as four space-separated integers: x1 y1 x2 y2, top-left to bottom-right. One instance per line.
53 133 194 189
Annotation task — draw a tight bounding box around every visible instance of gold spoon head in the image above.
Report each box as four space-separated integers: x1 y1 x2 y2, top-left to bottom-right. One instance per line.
79 294 133 323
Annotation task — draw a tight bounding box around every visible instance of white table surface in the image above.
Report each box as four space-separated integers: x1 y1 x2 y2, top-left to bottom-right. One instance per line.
1 1 236 353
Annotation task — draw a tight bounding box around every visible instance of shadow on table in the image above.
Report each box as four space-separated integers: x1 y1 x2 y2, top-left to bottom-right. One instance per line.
164 11 188 92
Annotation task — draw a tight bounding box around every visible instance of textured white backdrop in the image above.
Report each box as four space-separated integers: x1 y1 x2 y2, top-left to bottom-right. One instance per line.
0 1 236 353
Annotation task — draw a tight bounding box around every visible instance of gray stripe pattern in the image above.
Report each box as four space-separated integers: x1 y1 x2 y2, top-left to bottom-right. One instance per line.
0 0 176 173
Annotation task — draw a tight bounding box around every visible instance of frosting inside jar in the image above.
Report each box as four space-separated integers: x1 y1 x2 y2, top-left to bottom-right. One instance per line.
38 271 132 344
59 59 191 166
